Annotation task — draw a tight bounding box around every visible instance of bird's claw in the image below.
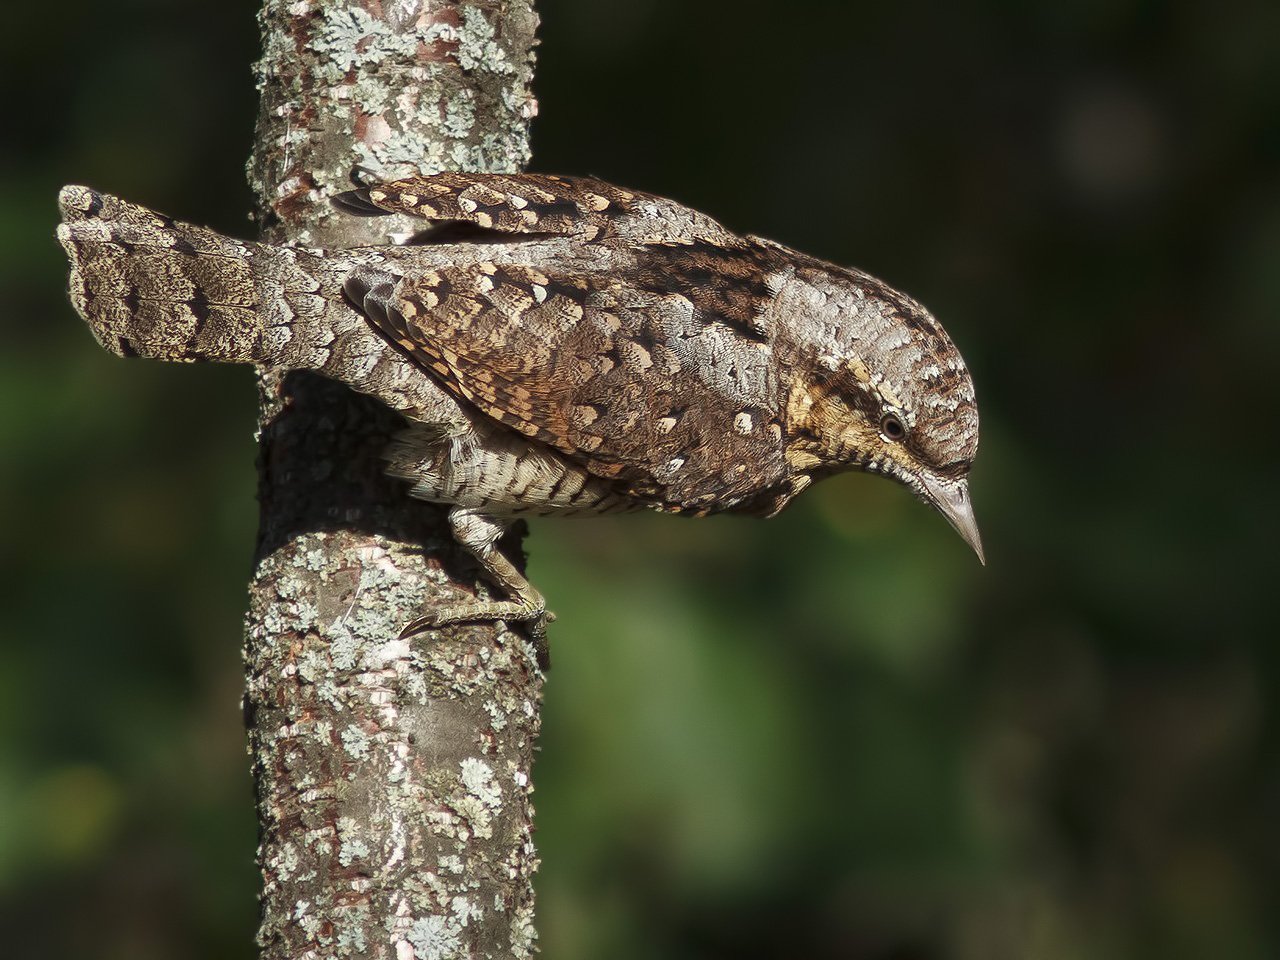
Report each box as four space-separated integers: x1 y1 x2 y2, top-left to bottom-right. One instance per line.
397 600 554 668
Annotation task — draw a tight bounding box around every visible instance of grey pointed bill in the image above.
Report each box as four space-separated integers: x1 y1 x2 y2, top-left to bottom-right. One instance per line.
919 473 985 565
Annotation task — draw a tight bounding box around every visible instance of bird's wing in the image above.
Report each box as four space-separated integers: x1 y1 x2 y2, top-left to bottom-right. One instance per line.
334 172 742 246
346 247 790 512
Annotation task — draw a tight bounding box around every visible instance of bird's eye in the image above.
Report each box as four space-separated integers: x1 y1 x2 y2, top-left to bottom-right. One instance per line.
880 412 906 441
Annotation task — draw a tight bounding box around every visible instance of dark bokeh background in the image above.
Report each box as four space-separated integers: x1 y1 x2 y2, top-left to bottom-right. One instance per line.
3 1 1277 957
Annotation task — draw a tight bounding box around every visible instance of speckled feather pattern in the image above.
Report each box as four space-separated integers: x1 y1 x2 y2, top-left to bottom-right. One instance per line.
57 172 981 631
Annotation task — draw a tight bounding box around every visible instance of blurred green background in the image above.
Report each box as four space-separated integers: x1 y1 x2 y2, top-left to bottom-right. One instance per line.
3 0 1278 957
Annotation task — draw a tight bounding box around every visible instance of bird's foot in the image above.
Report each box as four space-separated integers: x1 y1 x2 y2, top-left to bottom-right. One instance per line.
399 599 555 669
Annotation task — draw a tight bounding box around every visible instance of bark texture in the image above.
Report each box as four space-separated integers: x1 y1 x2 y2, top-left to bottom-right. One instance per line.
243 3 543 957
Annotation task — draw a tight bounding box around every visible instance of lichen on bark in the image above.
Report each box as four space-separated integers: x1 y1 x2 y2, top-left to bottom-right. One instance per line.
249 0 538 247
244 3 542 957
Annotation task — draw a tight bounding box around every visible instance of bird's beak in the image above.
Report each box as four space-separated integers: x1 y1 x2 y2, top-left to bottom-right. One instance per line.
919 474 985 565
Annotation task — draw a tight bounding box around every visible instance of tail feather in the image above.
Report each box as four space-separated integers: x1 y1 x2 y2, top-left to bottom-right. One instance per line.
56 185 469 425
57 186 288 364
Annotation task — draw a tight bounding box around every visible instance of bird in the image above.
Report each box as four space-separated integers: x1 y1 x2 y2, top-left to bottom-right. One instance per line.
56 171 982 644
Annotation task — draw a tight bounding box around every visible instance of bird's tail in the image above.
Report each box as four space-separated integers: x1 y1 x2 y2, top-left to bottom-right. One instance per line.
55 185 351 368
56 185 465 423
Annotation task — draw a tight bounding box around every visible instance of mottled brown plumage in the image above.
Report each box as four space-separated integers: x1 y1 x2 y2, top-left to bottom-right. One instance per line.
57 173 983 644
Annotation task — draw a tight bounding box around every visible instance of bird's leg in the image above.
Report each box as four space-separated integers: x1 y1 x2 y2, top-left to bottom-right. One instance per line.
400 506 553 654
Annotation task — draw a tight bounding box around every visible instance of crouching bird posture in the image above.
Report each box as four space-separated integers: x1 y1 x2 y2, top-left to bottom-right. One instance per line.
57 172 983 645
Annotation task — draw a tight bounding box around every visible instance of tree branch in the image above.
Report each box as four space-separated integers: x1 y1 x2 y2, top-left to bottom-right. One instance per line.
243 2 543 956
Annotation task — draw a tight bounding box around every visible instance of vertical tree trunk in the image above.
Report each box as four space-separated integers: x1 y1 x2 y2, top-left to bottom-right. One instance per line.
243 3 542 957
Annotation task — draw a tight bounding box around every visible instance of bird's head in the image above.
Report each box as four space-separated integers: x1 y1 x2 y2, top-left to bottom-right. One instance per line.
781 267 983 561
